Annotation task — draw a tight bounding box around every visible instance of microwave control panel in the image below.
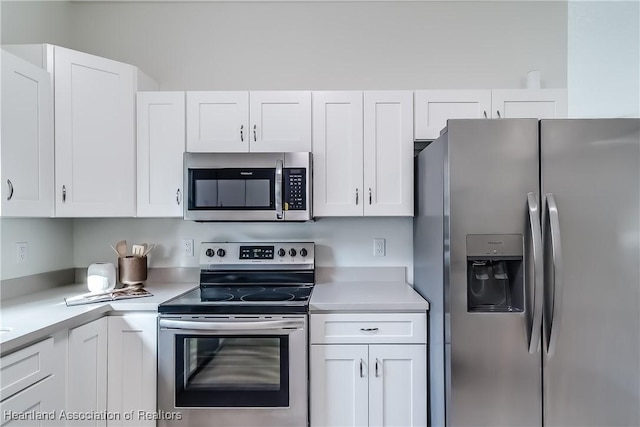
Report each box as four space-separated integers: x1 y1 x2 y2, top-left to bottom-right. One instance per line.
284 168 306 211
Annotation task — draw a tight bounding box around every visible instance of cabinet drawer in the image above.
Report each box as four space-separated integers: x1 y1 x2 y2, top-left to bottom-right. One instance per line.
1 337 54 400
310 313 427 344
0 374 57 425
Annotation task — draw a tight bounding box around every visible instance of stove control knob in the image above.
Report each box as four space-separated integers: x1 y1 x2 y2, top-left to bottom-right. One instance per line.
205 248 215 258
217 248 226 257
278 248 286 257
289 248 297 257
300 248 308 257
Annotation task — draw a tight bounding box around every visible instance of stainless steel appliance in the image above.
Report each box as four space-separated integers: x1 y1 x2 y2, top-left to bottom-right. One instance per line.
183 152 312 222
158 242 315 427
414 119 640 427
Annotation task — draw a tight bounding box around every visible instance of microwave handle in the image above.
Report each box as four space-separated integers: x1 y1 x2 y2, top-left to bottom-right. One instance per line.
275 159 283 220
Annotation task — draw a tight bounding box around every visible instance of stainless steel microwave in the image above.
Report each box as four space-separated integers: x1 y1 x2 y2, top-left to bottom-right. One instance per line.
184 152 312 222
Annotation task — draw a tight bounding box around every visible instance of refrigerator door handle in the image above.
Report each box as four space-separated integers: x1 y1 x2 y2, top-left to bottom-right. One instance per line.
544 193 563 357
527 192 543 354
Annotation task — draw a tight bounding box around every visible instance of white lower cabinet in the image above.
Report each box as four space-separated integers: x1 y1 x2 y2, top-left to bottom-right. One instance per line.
0 335 64 427
67 317 108 427
310 313 428 427
106 314 157 427
0 376 59 427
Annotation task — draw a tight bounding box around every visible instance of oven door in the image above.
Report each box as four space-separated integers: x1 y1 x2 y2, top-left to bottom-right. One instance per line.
158 315 308 427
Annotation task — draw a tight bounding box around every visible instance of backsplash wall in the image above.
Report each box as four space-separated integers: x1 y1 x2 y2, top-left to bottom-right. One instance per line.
72 217 414 283
0 218 74 280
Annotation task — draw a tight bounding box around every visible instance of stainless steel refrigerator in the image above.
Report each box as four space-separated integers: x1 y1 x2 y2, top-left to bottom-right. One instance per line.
414 119 640 427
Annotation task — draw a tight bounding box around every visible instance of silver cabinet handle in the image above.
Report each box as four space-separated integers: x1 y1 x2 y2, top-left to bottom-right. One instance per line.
496 110 502 118
240 125 244 142
375 359 381 377
355 189 359 205
483 110 488 119
359 359 364 378
369 188 372 205
176 189 181 205
360 327 379 332
7 179 14 201
62 185 67 203
544 193 563 357
253 124 257 142
275 159 283 220
527 192 543 354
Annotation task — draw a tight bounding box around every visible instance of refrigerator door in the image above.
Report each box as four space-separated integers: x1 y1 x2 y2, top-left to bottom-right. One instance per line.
541 119 640 427
446 119 541 427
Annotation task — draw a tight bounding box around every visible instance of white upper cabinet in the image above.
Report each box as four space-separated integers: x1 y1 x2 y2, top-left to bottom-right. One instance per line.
1 49 54 217
363 91 414 216
186 91 311 153
249 91 312 152
137 91 185 217
414 90 491 140
54 46 137 217
491 89 568 119
312 91 414 217
312 91 364 217
186 91 249 152
413 89 567 140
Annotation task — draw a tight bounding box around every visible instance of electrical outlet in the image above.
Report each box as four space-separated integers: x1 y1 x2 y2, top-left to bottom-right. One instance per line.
182 239 194 257
16 242 28 263
373 238 386 257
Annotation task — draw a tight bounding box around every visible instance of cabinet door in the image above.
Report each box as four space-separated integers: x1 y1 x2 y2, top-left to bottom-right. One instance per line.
492 89 568 119
310 345 369 427
1 50 54 217
312 91 364 217
364 91 414 216
137 92 185 217
186 91 249 152
414 90 491 140
54 46 136 217
68 318 108 427
369 345 427 427
249 91 311 152
107 314 157 427
0 376 59 427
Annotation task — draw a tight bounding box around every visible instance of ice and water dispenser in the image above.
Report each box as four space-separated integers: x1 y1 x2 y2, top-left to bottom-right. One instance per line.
466 235 524 313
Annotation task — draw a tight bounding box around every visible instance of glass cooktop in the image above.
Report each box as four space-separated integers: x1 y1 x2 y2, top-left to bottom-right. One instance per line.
158 285 314 315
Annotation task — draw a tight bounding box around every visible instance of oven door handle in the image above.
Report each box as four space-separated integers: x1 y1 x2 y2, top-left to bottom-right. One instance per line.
159 319 304 333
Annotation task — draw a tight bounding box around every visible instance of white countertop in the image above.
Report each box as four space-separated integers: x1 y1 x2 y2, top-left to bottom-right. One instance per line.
0 281 196 355
1 272 430 354
310 281 429 312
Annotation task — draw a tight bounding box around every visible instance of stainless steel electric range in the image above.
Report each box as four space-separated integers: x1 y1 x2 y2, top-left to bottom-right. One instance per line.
157 242 314 427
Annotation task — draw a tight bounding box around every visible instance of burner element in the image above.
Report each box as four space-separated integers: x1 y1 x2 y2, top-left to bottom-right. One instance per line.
242 291 295 302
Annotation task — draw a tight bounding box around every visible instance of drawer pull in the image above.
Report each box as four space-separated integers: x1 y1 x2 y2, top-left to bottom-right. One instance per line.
360 327 379 333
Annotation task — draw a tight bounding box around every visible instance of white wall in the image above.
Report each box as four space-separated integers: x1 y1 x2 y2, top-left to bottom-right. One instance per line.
568 1 640 117
0 1 71 47
72 217 414 281
64 1 568 90
0 0 569 281
0 218 74 280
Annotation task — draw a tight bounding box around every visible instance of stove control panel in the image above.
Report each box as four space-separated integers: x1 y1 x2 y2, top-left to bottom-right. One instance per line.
200 242 315 267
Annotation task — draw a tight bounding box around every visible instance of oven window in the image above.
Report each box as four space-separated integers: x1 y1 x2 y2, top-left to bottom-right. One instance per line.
189 169 275 210
175 335 289 407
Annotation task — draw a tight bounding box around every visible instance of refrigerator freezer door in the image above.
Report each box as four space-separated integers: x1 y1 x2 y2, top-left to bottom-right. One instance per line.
541 119 640 427
446 119 541 427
